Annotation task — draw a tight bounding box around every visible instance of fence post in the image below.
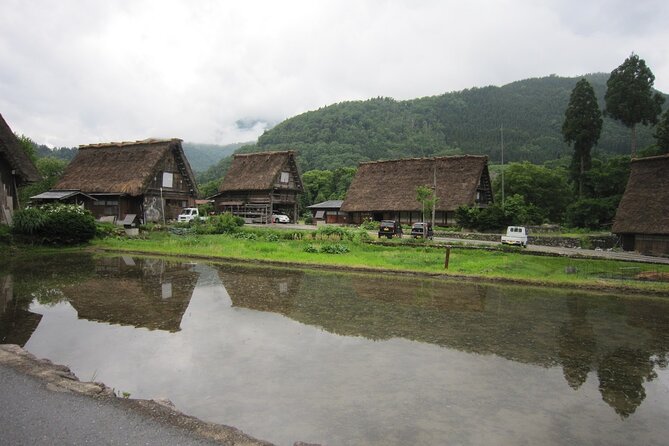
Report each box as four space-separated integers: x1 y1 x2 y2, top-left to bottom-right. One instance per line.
444 246 451 269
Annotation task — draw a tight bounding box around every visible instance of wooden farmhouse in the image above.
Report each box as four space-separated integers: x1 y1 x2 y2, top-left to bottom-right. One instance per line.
341 155 493 225
53 138 197 223
612 154 669 256
0 114 40 225
211 151 303 223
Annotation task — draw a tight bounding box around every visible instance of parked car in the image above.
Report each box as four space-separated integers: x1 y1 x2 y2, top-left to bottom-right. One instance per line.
410 222 433 239
378 220 403 239
271 212 290 224
177 207 206 223
501 226 528 247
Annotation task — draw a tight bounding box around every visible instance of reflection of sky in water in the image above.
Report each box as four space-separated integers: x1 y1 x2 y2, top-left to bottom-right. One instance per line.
16 261 669 446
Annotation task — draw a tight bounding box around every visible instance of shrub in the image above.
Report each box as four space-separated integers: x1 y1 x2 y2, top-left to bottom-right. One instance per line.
195 212 244 235
314 225 359 241
303 244 319 253
360 218 379 231
303 213 314 225
95 222 125 239
12 204 96 245
0 224 12 245
320 243 350 254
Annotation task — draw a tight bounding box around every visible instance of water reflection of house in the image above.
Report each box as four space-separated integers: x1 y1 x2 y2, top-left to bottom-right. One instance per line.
63 257 198 332
350 277 485 312
217 265 304 314
0 274 42 346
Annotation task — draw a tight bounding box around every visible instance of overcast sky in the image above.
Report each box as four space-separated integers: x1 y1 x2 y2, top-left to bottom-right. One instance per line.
1 0 668 148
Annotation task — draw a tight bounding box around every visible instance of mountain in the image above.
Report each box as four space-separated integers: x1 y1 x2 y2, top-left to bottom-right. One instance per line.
237 74 665 171
182 142 249 172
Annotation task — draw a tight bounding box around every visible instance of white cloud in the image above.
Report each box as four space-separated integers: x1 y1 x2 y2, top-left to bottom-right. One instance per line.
1 0 668 147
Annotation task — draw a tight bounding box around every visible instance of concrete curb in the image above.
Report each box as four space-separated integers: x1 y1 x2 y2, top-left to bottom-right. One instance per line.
0 344 275 446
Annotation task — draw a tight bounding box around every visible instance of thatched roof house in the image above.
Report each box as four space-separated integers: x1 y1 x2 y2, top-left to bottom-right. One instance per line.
0 114 40 224
612 154 669 256
53 138 197 222
212 151 303 223
341 155 492 225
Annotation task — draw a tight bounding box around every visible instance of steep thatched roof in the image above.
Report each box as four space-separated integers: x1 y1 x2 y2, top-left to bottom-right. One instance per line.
55 138 196 196
0 113 40 184
612 154 669 235
341 155 490 212
219 151 302 192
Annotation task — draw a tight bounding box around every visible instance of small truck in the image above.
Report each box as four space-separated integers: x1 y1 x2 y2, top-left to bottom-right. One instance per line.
501 226 528 247
177 207 206 223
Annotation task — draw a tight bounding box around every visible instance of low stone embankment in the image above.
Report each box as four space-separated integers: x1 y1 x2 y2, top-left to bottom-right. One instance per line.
436 231 619 250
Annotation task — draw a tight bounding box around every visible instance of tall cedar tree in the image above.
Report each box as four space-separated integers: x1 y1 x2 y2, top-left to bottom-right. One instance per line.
562 79 602 197
604 53 665 155
654 109 669 153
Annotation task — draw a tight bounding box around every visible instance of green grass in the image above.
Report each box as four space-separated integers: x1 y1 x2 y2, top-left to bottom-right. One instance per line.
91 230 669 294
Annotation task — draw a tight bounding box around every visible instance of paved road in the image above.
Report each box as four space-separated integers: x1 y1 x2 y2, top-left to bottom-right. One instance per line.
432 236 669 264
0 343 273 446
0 364 267 446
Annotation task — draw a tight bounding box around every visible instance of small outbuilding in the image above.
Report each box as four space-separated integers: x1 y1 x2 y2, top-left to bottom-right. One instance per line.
612 154 669 256
30 190 97 206
0 114 40 225
308 200 346 224
340 155 493 225
52 138 197 223
211 151 303 223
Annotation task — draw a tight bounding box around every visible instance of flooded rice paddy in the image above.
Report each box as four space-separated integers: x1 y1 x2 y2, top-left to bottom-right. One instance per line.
1 252 669 446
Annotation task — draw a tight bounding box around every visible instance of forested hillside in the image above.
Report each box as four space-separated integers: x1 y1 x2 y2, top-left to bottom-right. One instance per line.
182 142 248 172
237 74 664 171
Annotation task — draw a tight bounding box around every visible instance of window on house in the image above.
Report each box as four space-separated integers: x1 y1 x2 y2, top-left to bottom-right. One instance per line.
162 172 173 188
280 172 289 183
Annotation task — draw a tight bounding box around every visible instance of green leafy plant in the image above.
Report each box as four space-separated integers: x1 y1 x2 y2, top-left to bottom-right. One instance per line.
12 204 96 245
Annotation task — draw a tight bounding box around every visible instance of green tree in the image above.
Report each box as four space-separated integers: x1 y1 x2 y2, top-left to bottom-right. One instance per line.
493 162 572 223
16 133 37 163
654 109 669 154
563 79 603 197
18 157 68 205
415 185 437 224
605 53 665 155
197 180 220 199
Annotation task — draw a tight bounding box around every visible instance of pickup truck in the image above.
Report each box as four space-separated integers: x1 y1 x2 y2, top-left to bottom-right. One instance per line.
177 207 206 223
501 226 528 247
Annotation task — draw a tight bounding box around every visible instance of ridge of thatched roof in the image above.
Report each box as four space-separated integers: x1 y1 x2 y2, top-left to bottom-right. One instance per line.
0 113 41 184
612 154 669 235
219 150 302 192
340 155 489 212
55 138 197 196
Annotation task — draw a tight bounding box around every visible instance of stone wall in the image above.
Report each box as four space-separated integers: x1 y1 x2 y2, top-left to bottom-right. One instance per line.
435 231 619 249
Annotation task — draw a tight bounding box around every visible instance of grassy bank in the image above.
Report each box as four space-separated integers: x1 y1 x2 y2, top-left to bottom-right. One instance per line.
91 228 669 294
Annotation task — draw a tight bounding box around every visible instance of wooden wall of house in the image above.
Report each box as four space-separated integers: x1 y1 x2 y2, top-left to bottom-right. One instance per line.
0 160 15 224
348 210 454 226
272 158 301 191
634 234 669 256
144 153 195 197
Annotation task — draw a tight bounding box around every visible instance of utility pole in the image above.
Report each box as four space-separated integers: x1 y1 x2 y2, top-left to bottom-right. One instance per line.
501 124 505 207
